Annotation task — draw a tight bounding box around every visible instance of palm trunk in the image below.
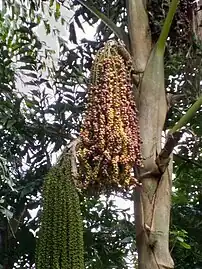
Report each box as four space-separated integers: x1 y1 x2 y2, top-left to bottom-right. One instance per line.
127 1 174 268
193 0 202 42
134 164 174 269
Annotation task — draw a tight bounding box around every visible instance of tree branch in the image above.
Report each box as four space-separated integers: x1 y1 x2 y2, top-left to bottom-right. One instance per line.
156 132 182 173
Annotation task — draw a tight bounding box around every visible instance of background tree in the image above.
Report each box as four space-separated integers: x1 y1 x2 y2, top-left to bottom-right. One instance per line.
0 1 137 268
0 0 202 269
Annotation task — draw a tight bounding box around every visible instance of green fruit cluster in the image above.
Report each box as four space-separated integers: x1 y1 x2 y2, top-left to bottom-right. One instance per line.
36 155 84 269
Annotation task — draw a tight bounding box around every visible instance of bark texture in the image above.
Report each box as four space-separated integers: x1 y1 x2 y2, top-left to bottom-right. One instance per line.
135 163 174 269
193 0 202 42
126 0 151 73
127 1 174 268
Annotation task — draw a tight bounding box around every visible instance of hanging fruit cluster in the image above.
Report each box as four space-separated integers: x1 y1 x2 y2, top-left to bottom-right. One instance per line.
78 41 142 190
36 154 84 269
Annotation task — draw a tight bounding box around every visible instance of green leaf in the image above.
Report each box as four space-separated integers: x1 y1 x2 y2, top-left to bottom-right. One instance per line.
6 119 16 128
0 206 13 220
43 20 51 34
49 0 54 7
75 16 84 32
69 22 77 44
0 156 16 191
176 236 184 243
121 236 133 243
18 65 35 71
179 241 191 250
77 0 128 45
20 56 35 64
17 26 31 34
55 2 61 20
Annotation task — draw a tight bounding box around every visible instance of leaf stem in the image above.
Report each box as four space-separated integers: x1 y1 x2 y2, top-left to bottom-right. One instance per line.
170 95 202 134
76 0 128 44
157 0 179 54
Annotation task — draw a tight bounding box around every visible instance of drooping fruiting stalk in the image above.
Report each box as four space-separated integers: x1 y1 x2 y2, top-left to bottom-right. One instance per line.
79 41 142 190
36 154 84 269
